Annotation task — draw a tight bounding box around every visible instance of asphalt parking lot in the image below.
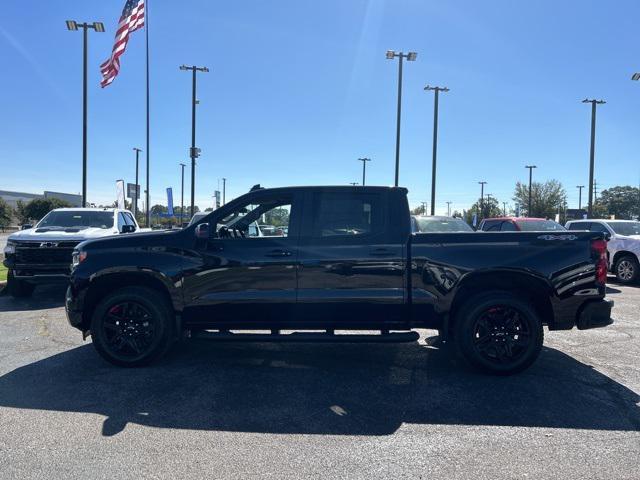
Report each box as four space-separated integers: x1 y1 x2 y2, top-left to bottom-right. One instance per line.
0 281 638 480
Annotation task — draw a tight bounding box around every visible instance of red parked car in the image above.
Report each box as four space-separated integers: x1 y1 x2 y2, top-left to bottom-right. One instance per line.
478 217 566 232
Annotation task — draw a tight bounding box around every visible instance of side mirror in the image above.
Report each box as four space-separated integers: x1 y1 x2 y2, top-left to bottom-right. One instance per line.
121 225 136 233
195 223 209 239
21 224 33 230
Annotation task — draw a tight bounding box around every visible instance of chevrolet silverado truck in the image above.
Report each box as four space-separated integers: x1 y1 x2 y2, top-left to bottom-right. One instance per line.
3 208 140 297
65 186 613 374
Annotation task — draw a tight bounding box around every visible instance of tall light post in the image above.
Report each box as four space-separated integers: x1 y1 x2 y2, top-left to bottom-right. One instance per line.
222 177 226 205
582 98 605 218
179 163 186 225
503 201 507 216
576 185 584 211
525 165 537 217
421 202 428 215
446 201 452 217
424 85 449 215
66 20 105 207
358 158 371 186
180 64 209 216
478 181 487 219
132 148 142 219
386 50 417 187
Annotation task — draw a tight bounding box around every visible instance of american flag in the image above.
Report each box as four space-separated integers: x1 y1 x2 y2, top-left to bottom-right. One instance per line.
100 0 145 87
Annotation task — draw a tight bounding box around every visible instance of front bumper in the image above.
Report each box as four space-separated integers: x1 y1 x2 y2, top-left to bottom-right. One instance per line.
576 299 614 330
65 285 85 330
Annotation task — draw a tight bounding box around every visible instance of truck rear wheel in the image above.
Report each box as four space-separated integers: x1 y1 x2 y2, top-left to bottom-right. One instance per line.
614 255 639 284
6 270 35 298
453 292 543 375
90 287 174 367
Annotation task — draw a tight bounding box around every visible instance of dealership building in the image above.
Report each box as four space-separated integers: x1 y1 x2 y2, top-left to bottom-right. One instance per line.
0 190 83 208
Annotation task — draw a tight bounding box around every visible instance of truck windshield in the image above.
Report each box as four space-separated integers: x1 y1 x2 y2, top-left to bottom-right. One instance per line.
38 211 114 229
515 220 565 231
608 221 640 236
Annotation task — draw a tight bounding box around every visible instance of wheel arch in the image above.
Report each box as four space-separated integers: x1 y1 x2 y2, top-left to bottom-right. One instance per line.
80 270 179 331
611 250 640 266
446 270 553 336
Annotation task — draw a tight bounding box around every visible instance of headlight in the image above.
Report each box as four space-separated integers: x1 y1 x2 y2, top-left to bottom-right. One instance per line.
3 241 16 255
71 250 87 268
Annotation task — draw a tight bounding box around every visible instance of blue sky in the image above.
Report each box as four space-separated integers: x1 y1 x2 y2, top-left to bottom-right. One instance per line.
1 0 639 214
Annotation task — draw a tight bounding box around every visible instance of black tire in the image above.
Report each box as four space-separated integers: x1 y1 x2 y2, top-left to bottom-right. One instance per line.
6 270 35 298
614 255 639 285
453 291 543 375
90 286 174 367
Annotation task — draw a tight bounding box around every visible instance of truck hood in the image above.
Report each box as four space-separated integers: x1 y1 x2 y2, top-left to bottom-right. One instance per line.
78 228 181 250
8 226 119 243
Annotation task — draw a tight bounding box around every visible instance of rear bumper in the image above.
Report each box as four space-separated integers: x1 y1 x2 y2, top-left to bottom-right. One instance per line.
576 299 614 330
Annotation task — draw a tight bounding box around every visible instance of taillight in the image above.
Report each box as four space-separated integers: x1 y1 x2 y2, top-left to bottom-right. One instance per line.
591 238 608 285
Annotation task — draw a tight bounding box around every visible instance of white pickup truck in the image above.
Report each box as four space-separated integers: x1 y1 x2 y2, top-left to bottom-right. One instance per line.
566 219 640 284
3 208 141 297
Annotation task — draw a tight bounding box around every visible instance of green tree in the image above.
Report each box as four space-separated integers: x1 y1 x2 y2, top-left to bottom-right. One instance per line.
463 197 502 226
23 198 72 222
264 207 290 226
410 205 427 215
150 204 167 215
513 180 566 218
15 200 28 224
0 198 13 229
596 186 640 219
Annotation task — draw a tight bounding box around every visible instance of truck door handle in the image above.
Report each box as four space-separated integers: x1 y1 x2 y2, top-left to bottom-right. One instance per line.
369 248 394 257
265 249 292 257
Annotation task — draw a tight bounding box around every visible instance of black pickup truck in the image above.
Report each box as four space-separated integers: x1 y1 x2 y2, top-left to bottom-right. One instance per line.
65 185 613 374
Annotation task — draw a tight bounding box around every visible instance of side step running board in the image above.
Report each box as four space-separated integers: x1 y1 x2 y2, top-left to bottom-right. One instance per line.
191 330 420 343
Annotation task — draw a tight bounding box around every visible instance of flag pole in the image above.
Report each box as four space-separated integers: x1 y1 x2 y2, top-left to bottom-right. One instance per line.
145 0 150 227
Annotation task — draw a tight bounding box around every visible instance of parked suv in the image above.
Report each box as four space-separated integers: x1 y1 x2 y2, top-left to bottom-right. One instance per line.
479 217 565 232
566 219 640 284
3 208 140 297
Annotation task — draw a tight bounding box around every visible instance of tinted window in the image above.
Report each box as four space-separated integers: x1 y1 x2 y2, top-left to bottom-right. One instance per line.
216 195 291 238
607 221 640 236
589 223 610 234
481 220 501 231
415 217 473 232
516 220 565 231
313 192 381 237
567 222 590 230
123 212 136 227
38 211 114 229
500 221 517 231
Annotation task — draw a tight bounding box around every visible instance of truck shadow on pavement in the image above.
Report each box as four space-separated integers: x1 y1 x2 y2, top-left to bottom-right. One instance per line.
0 284 66 311
0 338 638 437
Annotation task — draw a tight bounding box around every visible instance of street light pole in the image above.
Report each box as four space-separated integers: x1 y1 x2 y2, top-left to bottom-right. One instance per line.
424 85 449 215
386 50 417 187
446 201 452 217
478 181 487 219
180 64 209 216
66 20 105 207
576 185 584 211
421 202 428 215
582 98 606 218
133 148 142 218
525 165 537 217
179 163 186 225
222 178 226 205
503 202 507 216
358 158 371 186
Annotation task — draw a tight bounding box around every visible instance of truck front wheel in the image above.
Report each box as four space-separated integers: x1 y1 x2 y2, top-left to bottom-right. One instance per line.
614 255 639 284
453 292 543 375
6 270 35 298
90 286 174 367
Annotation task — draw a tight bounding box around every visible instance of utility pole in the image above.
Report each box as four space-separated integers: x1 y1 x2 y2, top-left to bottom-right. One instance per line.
424 85 449 215
65 20 105 207
446 201 452 217
503 202 507 216
180 64 209 217
358 158 371 186
582 98 606 218
576 185 584 211
133 148 142 219
386 50 417 186
421 202 428 215
525 165 537 217
222 178 226 205
594 179 599 203
478 181 487 219
179 163 186 225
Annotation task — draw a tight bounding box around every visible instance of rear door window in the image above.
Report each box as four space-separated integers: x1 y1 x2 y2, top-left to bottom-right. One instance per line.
481 220 501 231
567 222 591 231
500 221 517 231
311 192 383 238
